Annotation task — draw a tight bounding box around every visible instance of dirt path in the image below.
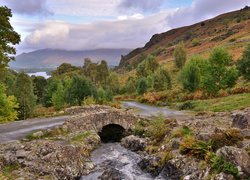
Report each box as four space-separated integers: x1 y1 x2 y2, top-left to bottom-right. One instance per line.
0 116 70 143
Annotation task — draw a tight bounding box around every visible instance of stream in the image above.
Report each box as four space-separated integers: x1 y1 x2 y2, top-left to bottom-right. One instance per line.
81 101 184 180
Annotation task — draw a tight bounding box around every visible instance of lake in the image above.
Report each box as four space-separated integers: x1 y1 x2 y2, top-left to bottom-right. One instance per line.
28 72 51 79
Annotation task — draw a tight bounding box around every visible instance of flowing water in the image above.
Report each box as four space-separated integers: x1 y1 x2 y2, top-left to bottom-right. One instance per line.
81 101 184 179
81 143 155 180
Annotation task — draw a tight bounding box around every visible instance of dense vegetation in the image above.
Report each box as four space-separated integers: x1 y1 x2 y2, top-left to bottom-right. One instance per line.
0 5 250 123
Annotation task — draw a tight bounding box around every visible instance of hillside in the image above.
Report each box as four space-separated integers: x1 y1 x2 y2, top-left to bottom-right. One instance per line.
10 48 131 69
119 6 250 69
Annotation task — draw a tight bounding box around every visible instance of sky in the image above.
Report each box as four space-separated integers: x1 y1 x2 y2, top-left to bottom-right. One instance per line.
0 0 249 54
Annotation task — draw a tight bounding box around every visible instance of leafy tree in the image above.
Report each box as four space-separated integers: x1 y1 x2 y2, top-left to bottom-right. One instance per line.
174 43 187 69
237 44 250 80
107 72 120 94
136 78 148 95
32 76 47 103
201 47 238 94
0 6 21 74
136 55 159 77
97 60 109 86
42 78 60 107
96 87 113 104
14 72 37 119
52 81 66 110
65 76 95 106
179 56 205 92
52 63 80 77
123 76 136 94
0 83 18 123
153 68 171 91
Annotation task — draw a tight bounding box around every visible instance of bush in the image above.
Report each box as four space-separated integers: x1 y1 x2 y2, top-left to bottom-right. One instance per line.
82 96 96 105
145 116 169 142
136 78 148 95
237 44 250 80
172 125 194 137
191 38 201 46
177 101 195 110
153 68 171 91
174 43 187 69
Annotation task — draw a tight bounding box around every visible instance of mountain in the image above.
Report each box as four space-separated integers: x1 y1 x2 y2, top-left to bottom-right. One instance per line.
118 6 250 69
10 48 132 69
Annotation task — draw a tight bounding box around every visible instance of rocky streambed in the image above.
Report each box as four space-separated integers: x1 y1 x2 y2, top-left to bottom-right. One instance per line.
0 105 250 180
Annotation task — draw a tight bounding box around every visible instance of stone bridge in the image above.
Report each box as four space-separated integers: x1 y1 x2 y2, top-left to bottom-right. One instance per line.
64 105 139 141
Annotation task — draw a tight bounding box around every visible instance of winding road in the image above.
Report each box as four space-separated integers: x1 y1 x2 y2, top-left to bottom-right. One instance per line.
0 101 188 143
0 116 70 143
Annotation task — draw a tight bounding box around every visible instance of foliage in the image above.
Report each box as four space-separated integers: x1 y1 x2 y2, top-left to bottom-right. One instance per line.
179 56 206 92
191 38 201 46
136 77 148 95
70 131 91 142
153 68 171 91
65 75 95 106
174 43 187 69
177 101 195 110
107 72 120 94
237 44 250 80
52 63 80 77
208 153 239 178
123 76 136 94
96 87 113 104
172 126 194 137
0 6 21 71
201 47 238 95
0 83 18 123
145 116 169 142
82 96 96 105
42 78 60 107
52 81 66 110
13 72 37 119
136 55 159 77
32 76 47 103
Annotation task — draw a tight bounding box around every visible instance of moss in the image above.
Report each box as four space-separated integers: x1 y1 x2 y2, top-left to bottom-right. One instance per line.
70 131 92 142
172 126 194 138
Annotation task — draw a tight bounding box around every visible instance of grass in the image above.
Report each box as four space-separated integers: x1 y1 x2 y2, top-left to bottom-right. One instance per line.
70 131 92 142
2 163 20 180
190 93 250 112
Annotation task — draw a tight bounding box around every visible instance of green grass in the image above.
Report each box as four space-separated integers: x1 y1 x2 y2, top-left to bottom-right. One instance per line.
70 131 91 142
190 93 250 112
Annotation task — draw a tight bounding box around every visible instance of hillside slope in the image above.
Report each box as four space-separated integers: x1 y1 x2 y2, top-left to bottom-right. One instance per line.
119 6 250 69
11 48 131 69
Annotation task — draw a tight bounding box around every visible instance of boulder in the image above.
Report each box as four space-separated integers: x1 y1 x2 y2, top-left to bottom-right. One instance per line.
216 146 250 176
232 114 250 129
138 155 163 177
121 135 146 152
99 168 126 180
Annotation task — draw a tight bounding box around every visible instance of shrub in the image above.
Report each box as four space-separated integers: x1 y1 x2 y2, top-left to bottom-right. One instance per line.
136 78 148 95
82 96 96 105
177 101 195 110
237 44 250 80
174 43 187 69
172 126 194 137
191 38 201 46
145 116 169 142
153 68 172 91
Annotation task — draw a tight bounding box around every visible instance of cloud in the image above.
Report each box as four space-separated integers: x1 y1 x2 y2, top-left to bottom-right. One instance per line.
167 0 250 28
0 0 52 16
118 0 164 13
21 10 172 51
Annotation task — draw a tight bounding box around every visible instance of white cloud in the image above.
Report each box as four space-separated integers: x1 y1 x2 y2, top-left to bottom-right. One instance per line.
0 0 52 16
167 0 250 28
21 10 172 51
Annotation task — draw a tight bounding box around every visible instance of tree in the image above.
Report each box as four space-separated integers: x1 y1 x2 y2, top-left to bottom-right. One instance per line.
107 72 120 94
42 78 60 107
123 76 136 94
136 55 159 77
97 60 109 86
174 43 187 69
96 87 113 104
136 78 148 95
179 56 205 92
65 76 95 106
153 68 172 91
0 6 21 73
14 73 37 119
32 76 47 103
237 44 250 80
52 63 80 77
201 47 238 94
0 83 18 123
52 81 66 110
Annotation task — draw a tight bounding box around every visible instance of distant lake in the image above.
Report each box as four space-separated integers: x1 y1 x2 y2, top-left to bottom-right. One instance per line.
28 72 51 79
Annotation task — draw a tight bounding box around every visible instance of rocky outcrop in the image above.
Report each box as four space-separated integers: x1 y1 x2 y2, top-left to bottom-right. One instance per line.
216 146 250 176
138 155 163 177
232 113 250 129
99 168 126 180
121 135 147 152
